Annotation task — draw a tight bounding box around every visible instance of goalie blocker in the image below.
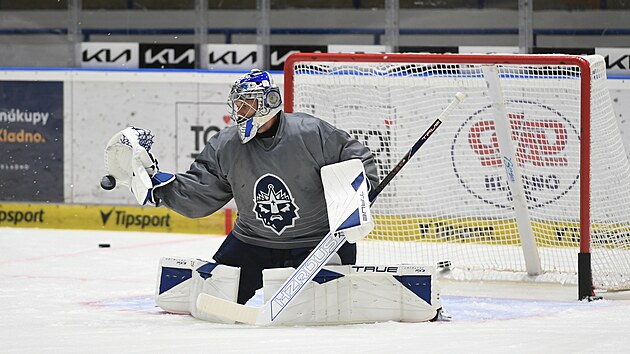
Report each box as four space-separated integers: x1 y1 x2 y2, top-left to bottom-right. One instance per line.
156 256 442 325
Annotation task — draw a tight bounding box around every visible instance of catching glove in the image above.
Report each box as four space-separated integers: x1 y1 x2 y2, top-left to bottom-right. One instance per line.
103 127 174 205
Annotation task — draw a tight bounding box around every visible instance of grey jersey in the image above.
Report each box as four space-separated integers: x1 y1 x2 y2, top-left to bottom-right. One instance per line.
155 111 378 249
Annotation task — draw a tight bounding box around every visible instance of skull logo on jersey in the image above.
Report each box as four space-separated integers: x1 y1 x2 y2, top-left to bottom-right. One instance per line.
253 174 300 235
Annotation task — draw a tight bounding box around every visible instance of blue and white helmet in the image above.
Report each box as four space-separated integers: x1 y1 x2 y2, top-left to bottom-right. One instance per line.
228 69 283 144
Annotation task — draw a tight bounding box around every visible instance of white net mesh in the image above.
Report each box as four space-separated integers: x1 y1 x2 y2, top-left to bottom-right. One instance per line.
289 54 630 291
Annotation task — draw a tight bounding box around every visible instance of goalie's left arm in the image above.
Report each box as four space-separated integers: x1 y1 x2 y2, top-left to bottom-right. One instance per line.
323 127 379 192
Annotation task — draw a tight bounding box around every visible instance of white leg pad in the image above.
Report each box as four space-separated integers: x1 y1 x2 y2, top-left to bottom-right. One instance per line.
156 257 240 323
262 265 441 325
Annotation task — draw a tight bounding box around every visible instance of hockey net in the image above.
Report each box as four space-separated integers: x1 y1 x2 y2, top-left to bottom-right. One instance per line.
285 53 630 295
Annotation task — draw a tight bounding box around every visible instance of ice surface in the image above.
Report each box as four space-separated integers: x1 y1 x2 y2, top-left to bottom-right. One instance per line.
1 227 629 353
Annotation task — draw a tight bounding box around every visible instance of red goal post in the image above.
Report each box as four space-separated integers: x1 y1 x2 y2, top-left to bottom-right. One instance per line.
284 52 630 299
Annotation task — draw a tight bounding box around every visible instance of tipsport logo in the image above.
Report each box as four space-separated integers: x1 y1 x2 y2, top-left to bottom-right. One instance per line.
450 101 580 209
100 209 171 229
0 209 45 225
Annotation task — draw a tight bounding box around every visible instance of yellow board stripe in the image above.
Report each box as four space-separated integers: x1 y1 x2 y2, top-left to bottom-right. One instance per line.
0 203 232 235
369 215 630 248
2 204 628 249
371 215 520 244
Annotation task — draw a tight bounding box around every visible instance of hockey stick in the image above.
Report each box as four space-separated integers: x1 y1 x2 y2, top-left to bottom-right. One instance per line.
197 92 466 325
369 92 466 204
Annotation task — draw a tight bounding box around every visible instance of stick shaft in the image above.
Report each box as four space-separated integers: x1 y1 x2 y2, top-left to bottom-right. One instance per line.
369 93 465 204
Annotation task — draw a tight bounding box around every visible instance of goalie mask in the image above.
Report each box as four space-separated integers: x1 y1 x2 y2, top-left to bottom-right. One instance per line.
227 69 283 144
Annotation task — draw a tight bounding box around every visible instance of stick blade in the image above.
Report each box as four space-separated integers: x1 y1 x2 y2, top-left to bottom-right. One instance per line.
196 293 260 325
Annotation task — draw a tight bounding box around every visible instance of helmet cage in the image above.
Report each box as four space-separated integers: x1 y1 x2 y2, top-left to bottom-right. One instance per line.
227 69 282 143
228 86 273 124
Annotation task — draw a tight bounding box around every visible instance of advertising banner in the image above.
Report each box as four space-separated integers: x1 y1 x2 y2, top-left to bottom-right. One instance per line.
0 203 231 235
596 47 630 77
80 42 139 68
0 81 63 202
75 43 630 79
269 45 327 70
207 44 259 70
139 44 195 69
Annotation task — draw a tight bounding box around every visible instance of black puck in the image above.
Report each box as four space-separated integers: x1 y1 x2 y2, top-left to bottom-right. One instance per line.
100 175 116 190
98 243 111 248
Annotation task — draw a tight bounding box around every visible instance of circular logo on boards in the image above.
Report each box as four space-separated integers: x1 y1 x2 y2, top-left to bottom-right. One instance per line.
450 100 580 209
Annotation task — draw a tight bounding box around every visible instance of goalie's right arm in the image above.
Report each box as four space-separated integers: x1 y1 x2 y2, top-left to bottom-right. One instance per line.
103 127 233 218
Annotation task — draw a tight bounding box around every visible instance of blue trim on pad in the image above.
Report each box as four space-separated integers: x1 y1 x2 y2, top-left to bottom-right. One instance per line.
338 209 360 231
394 275 432 305
313 269 345 284
159 267 192 295
351 172 365 191
196 262 219 280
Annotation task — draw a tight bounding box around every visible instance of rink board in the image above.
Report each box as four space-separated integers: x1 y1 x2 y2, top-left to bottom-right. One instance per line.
0 203 233 235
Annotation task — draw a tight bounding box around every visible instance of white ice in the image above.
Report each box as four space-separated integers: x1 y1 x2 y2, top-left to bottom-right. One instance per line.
1 227 630 353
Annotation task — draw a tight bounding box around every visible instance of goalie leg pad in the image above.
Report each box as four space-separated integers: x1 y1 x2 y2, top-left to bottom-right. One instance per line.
156 257 240 323
262 265 441 325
